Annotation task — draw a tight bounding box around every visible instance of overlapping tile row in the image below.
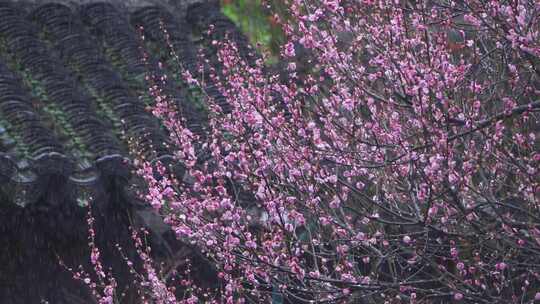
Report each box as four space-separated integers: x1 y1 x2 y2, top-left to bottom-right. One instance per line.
29 3 171 162
0 3 129 181
0 58 77 205
0 58 71 174
80 2 147 79
132 4 231 115
0 1 259 208
81 2 207 139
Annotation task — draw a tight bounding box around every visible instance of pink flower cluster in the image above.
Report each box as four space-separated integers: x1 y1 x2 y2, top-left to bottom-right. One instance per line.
132 0 540 303
61 205 118 304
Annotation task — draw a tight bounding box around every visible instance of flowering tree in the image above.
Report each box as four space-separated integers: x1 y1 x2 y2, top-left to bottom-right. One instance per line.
137 0 540 303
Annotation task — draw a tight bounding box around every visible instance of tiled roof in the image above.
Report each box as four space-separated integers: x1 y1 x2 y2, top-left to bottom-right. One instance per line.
0 1 251 302
0 0 246 207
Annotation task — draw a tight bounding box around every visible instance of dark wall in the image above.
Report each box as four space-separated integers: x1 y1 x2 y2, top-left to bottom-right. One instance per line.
0 180 139 304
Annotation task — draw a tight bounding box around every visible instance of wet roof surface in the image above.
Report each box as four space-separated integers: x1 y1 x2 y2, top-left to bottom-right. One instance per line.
0 0 246 207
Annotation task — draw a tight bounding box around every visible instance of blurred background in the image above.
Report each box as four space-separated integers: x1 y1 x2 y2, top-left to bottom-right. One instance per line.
220 0 284 62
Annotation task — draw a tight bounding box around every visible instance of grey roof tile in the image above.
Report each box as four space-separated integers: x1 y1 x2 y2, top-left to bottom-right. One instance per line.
0 0 229 207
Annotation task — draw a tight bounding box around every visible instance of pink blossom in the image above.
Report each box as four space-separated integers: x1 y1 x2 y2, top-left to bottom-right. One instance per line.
126 0 540 302
283 42 295 57
403 235 411 244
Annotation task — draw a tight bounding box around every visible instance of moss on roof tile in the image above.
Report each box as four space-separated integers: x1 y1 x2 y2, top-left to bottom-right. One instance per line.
0 0 232 208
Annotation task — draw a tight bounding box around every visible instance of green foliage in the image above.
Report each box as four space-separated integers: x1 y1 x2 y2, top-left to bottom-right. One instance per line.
221 0 284 60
